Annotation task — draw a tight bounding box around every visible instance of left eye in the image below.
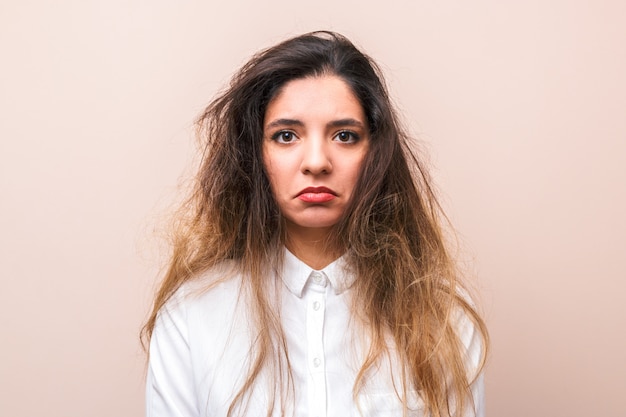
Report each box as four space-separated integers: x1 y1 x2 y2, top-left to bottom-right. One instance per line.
334 131 359 143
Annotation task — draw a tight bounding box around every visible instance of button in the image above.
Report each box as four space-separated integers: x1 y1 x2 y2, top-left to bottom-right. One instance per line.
313 301 320 311
313 357 321 367
311 272 323 284
309 271 327 288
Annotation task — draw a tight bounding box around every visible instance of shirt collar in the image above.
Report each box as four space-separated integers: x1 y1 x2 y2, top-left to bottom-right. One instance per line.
281 248 354 297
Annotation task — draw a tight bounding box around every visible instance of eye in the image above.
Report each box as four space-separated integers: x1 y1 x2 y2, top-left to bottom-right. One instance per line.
271 130 297 143
334 130 359 143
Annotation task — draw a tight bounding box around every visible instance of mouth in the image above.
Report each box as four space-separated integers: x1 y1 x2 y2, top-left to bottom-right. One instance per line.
296 186 337 203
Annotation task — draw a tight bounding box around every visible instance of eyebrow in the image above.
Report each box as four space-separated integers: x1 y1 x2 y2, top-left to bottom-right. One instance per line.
327 118 366 129
265 118 304 129
264 118 366 130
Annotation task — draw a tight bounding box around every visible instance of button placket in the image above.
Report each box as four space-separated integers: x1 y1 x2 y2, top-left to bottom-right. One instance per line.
306 271 328 417
307 292 326 371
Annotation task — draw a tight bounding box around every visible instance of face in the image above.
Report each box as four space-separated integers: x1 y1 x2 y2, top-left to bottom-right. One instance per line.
262 75 370 239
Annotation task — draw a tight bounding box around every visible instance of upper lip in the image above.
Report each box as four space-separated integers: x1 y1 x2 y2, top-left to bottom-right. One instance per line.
296 186 337 196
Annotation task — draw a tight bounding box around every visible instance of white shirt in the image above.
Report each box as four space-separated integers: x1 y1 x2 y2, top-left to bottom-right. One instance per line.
146 250 485 417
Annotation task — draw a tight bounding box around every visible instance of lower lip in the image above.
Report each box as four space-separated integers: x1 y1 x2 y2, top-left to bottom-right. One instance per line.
298 193 336 203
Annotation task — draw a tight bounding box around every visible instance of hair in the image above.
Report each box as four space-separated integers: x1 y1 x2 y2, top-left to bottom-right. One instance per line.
142 31 488 417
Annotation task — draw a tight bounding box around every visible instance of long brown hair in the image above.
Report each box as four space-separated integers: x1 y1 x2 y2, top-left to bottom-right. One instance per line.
143 31 488 417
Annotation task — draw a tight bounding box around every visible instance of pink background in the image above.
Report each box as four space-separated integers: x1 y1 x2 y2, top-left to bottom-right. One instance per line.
1 1 625 416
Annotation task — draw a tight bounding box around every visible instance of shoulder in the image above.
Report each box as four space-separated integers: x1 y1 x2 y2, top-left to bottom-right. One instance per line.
451 289 487 381
162 260 246 321
152 260 247 344
150 260 253 368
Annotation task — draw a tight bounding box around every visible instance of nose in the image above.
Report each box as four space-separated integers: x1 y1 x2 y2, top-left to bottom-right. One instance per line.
300 137 332 175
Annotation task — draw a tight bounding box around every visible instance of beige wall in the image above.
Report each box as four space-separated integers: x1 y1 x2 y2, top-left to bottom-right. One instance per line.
1 1 625 416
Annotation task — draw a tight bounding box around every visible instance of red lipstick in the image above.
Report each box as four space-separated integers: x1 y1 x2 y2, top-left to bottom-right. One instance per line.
297 186 337 203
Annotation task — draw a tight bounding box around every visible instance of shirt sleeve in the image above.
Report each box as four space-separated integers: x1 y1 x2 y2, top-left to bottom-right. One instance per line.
456 306 486 417
146 293 199 417
470 371 485 417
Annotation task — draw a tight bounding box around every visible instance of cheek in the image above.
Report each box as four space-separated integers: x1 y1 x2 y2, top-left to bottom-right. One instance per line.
343 152 369 195
349 151 368 180
262 154 284 195
262 149 275 184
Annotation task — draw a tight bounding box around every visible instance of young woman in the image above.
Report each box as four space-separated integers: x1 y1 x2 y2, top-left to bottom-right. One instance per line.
143 31 488 417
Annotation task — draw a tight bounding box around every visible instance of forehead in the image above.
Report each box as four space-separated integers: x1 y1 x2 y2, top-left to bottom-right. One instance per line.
264 75 366 126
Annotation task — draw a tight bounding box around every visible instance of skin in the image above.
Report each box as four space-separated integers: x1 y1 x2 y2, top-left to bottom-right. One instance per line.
262 75 370 269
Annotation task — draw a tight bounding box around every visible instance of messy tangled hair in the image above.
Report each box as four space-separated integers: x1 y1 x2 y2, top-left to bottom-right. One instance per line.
143 31 488 416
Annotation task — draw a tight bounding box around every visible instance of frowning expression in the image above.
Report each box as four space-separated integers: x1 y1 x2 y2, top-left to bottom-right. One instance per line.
262 75 370 237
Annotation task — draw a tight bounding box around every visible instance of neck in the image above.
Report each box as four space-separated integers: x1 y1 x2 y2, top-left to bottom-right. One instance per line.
284 224 340 270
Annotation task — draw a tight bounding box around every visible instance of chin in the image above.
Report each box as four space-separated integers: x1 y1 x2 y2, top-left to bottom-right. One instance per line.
286 216 341 231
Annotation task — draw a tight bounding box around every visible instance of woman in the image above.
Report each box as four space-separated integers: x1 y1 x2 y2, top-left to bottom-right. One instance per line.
143 31 488 417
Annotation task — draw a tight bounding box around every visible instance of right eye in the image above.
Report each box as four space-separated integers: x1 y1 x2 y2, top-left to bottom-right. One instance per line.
271 130 297 143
